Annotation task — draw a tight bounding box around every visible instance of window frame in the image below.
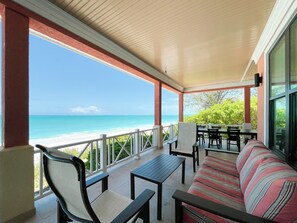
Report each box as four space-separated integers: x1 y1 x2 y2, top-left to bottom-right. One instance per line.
268 17 297 167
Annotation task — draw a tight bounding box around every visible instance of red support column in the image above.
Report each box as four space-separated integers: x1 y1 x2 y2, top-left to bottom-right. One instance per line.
179 93 184 122
2 7 29 147
154 81 162 125
244 86 251 123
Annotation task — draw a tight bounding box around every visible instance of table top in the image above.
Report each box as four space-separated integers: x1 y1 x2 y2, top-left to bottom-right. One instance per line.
131 154 185 184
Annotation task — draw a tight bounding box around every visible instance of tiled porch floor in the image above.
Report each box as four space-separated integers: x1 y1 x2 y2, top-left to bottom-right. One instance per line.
25 142 239 223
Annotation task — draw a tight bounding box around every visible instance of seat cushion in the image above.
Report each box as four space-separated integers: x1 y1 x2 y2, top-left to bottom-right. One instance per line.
194 165 242 199
235 140 267 172
244 159 297 223
91 190 135 223
173 145 195 155
203 156 238 177
184 181 245 223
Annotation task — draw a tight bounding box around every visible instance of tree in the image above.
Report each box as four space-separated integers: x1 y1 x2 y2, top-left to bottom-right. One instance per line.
185 90 240 112
185 96 258 129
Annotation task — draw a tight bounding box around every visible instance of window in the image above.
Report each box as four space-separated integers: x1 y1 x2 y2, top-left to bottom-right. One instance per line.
271 97 286 153
270 36 286 96
293 94 297 162
290 20 297 90
269 17 297 166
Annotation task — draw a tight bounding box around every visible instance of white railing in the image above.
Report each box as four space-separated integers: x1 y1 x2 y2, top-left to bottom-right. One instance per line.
163 124 178 142
34 125 177 200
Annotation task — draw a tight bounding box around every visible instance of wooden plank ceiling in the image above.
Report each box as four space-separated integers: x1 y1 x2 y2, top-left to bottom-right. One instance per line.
48 0 276 90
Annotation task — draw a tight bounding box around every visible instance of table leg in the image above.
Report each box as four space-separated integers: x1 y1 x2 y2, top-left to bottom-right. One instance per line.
157 183 162 220
182 160 185 184
131 173 135 200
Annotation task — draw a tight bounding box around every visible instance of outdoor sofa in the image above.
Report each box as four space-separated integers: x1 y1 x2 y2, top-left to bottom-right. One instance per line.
173 140 297 223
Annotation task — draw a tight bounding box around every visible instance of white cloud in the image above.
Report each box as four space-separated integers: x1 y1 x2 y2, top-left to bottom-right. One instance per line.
70 106 101 114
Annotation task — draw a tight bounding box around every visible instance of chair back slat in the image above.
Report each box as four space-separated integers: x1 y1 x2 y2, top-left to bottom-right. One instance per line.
227 129 240 140
208 128 220 138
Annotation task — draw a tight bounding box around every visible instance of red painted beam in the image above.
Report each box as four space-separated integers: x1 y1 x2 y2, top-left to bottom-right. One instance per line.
244 86 251 123
2 7 29 147
154 82 162 125
179 93 184 122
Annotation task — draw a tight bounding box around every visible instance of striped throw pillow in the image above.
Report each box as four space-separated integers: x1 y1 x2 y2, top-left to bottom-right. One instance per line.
239 147 279 194
244 159 297 222
235 140 267 172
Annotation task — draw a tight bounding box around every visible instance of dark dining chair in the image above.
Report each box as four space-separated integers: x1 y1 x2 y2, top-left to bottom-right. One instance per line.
227 126 240 130
197 125 205 145
211 125 222 129
36 144 155 223
208 128 222 149
226 129 241 151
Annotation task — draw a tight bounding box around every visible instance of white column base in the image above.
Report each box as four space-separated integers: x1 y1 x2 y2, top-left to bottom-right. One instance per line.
0 145 35 223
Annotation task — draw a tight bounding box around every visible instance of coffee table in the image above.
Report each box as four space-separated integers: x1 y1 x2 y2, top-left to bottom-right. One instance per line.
130 154 185 220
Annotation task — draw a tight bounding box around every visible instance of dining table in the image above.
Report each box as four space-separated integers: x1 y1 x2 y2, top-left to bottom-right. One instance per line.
197 128 257 139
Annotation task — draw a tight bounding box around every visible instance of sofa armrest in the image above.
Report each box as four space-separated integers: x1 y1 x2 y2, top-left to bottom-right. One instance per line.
86 173 109 192
111 189 155 223
204 148 239 156
172 190 274 223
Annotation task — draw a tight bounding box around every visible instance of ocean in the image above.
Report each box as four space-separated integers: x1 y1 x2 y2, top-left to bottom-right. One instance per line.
29 115 178 140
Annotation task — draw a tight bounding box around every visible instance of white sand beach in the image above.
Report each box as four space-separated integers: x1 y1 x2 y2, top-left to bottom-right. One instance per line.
30 124 165 148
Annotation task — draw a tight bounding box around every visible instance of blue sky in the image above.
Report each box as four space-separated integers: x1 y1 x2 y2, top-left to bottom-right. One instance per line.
29 34 178 115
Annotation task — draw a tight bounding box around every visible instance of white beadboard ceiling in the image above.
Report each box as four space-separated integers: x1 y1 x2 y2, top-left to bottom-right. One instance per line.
43 0 276 91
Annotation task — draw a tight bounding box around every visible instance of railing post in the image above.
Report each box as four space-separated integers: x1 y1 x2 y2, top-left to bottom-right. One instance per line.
39 151 43 197
90 143 93 174
169 124 174 140
134 129 140 159
153 125 163 149
100 134 107 173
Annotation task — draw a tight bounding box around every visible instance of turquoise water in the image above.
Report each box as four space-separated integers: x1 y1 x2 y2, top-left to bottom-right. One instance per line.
29 115 178 139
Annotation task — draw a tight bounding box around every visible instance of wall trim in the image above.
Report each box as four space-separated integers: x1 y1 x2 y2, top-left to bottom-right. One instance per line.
184 80 254 93
252 0 297 63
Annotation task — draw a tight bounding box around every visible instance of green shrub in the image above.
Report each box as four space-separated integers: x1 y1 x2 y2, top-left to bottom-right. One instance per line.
185 97 258 129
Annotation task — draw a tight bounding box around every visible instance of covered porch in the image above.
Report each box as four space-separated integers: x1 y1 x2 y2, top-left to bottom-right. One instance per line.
0 0 297 222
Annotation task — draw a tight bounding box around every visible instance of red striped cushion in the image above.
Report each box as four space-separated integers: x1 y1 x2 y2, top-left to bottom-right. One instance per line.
235 140 267 173
239 147 278 194
244 159 297 222
203 156 238 177
184 181 245 223
183 206 233 223
194 165 242 199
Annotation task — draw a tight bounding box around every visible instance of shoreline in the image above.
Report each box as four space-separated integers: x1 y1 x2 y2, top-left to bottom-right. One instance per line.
30 123 175 148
